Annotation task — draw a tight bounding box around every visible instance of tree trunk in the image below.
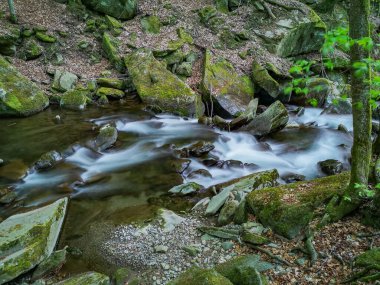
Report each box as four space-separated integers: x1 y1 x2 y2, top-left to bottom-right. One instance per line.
8 0 17 23
324 0 372 223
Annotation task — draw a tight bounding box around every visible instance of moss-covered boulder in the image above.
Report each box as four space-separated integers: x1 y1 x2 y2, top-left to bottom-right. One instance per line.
252 61 280 100
201 50 254 118
55 271 110 285
60 89 89 110
96 78 125 90
102 32 125 73
82 0 137 20
239 101 288 137
21 39 43 60
247 172 349 239
0 198 68 284
96 87 125 99
52 70 78 92
0 56 49 117
94 124 118 151
167 267 233 285
0 23 20 56
125 48 203 117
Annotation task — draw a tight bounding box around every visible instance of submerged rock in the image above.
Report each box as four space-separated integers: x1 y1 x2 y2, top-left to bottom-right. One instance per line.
201 50 254 118
82 0 137 20
0 56 49 117
31 248 67 280
55 271 110 285
95 125 118 151
34 150 62 170
239 101 289 137
96 87 125 99
0 198 68 284
125 49 203 117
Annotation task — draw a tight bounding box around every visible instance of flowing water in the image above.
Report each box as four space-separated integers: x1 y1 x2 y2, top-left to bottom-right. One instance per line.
0 103 353 273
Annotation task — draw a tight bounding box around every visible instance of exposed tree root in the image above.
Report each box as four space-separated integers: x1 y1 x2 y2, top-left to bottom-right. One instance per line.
247 244 294 267
305 230 318 266
357 231 380 238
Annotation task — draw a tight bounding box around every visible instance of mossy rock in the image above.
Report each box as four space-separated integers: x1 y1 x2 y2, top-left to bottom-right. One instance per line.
201 50 254 118
60 89 89 110
35 31 57 43
252 61 280 100
52 70 78 92
32 248 67 280
81 0 137 20
141 15 161 34
167 267 233 285
124 48 203 117
215 0 229 13
55 271 110 285
0 56 49 117
247 172 350 239
219 29 249 50
22 39 43 60
102 32 125 73
96 87 125 99
96 78 125 90
355 248 380 267
0 198 68 284
0 23 20 56
177 27 193 44
198 6 225 32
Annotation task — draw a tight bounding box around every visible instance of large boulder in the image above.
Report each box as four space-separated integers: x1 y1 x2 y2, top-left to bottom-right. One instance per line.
239 101 289 136
81 0 137 20
247 173 349 239
0 198 68 284
201 50 254 118
125 48 203 117
0 56 49 117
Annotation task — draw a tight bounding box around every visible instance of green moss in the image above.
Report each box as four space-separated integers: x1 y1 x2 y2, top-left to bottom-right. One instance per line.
355 248 380 267
219 29 248 50
35 31 57 43
55 271 110 285
177 27 193 44
96 87 125 99
167 267 233 285
22 39 43 60
102 32 125 72
124 48 203 117
252 61 280 99
247 172 350 239
141 15 162 34
96 78 125 90
60 89 89 110
0 23 20 56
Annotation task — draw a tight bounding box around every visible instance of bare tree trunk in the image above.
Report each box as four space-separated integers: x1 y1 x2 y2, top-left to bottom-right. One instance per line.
8 0 17 23
323 0 372 223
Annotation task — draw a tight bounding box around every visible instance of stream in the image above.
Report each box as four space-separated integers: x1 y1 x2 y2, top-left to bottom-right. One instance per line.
0 103 353 274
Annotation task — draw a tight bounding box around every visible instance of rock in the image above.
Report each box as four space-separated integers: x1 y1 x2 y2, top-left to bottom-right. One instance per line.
355 248 380 267
176 62 193 77
215 255 273 285
0 23 20 56
32 248 67 280
157 209 185 232
52 70 78 92
0 187 16 204
188 141 215 157
34 150 62 170
242 222 265 235
125 48 203 117
35 31 56 43
182 245 201 256
82 0 137 20
102 32 125 73
218 200 239 226
55 271 110 285
96 87 125 99
95 125 118 151
318 159 344 175
252 61 280 100
167 267 233 285
154 245 168 253
0 160 27 181
241 231 269 245
96 78 125 90
230 99 258 130
247 172 349 239
198 226 240 241
0 198 68 284
206 169 279 215
60 89 89 110
281 172 306 183
239 101 289 137
141 16 161 34
289 77 333 107
201 50 254 118
22 39 43 60
187 169 212 179
0 56 49 117
233 199 248 225
221 241 234 250
168 182 204 195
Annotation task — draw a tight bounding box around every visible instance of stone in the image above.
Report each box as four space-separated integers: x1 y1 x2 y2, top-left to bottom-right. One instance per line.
82 0 137 20
182 245 201 256
198 226 240 241
34 150 62 170
102 32 125 73
215 255 273 285
221 241 234 250
154 245 168 253
125 48 203 117
233 199 248 225
0 198 68 284
201 50 254 118
158 209 185 232
22 39 43 60
52 70 78 92
60 89 89 110
0 188 17 204
32 248 67 280
318 159 344 175
96 78 125 90
252 61 280 100
168 182 204 195
241 231 269 245
141 16 161 34
55 271 110 285
247 172 349 239
0 23 20 56
218 200 239 226
96 87 125 99
0 56 49 117
239 101 289 137
167 267 233 285
206 169 279 215
188 141 215 157
230 99 258 130
35 32 56 43
94 125 118 151
187 169 212 179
